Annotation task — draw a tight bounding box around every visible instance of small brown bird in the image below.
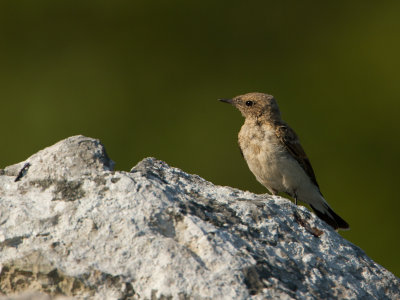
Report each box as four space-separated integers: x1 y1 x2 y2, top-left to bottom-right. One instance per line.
220 92 349 230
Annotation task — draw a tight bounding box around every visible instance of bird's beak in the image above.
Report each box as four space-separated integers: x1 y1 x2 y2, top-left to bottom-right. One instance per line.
219 98 233 104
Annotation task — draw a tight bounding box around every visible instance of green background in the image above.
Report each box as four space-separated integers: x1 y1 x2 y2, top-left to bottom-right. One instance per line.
1 1 399 277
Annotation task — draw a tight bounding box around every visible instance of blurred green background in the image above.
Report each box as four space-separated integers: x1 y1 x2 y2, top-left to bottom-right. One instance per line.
1 1 399 276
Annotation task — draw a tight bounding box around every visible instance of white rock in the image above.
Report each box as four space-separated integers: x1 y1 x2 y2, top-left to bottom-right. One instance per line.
0 135 398 299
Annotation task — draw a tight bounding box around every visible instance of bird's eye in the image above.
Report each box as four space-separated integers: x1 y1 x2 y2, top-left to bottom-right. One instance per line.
245 101 254 106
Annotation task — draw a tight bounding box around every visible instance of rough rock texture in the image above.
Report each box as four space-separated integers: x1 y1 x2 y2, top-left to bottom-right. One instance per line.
0 135 399 299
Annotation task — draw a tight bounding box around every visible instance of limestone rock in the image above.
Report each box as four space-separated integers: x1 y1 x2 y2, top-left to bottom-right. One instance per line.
0 135 399 299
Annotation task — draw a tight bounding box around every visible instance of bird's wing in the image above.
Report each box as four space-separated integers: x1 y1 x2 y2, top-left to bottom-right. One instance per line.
275 123 320 189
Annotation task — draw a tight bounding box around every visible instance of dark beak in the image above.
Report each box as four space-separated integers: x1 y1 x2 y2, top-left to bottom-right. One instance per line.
219 98 233 104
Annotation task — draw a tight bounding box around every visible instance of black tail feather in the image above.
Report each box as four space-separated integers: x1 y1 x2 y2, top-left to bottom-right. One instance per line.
310 204 350 230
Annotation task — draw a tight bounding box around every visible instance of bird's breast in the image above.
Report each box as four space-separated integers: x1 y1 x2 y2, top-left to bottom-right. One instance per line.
238 122 286 189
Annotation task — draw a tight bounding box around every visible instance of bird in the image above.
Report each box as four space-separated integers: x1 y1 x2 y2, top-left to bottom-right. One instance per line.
219 92 349 230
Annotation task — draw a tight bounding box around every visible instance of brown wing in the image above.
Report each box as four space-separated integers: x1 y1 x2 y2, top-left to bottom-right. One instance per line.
275 123 320 190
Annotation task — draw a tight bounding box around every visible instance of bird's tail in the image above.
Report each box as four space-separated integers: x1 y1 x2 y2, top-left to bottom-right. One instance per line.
309 198 349 231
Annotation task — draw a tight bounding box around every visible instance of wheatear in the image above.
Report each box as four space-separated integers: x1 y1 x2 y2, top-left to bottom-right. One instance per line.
220 92 349 230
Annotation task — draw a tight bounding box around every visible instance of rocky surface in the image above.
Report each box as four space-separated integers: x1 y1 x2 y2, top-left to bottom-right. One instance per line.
0 135 399 299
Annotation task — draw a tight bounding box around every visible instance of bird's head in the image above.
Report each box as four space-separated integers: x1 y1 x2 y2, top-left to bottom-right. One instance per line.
219 92 281 120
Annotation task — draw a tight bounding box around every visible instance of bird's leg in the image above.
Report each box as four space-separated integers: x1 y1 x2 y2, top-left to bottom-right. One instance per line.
293 191 298 205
